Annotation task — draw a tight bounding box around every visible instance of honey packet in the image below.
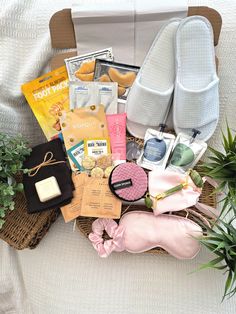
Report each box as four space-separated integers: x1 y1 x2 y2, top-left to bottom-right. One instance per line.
80 177 122 219
21 66 69 140
60 105 109 171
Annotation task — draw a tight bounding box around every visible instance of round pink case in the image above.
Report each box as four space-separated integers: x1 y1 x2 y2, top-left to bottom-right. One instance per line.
109 163 148 201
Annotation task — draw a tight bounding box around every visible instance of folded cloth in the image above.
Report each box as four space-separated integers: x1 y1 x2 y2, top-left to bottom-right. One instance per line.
23 139 74 213
149 170 201 216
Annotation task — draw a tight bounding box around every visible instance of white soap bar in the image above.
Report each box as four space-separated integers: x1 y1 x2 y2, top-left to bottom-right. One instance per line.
35 176 61 203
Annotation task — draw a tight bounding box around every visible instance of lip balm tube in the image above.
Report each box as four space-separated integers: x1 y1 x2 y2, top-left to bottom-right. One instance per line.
106 113 126 164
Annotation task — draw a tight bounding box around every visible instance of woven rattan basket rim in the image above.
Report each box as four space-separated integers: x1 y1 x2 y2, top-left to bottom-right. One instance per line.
0 174 59 250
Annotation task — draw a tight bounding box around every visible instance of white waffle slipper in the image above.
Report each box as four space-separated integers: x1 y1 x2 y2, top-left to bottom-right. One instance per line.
126 18 181 139
173 16 219 141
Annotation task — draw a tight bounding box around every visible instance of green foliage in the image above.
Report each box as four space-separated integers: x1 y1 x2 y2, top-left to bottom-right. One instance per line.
0 133 31 228
200 124 236 216
198 215 236 301
197 123 236 301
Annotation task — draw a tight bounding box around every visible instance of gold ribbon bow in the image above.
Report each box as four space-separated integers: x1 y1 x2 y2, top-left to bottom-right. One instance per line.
28 151 66 177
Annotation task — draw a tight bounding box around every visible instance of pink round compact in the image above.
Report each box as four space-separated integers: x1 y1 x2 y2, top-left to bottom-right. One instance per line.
109 163 148 202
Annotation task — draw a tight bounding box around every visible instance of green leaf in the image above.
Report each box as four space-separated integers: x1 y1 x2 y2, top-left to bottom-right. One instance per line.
0 218 5 228
198 257 224 271
15 183 24 192
223 271 233 301
208 147 225 160
227 124 234 148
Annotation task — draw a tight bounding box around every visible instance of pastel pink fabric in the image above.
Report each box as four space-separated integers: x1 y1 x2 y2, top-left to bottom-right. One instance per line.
149 170 201 215
88 218 125 258
120 211 202 259
89 211 202 259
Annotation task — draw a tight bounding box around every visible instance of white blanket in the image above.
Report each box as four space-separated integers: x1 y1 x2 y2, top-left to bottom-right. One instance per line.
1 0 236 313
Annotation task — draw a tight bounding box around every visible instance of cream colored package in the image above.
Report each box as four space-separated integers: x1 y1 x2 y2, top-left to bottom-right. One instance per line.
60 173 89 222
80 177 121 219
60 105 109 171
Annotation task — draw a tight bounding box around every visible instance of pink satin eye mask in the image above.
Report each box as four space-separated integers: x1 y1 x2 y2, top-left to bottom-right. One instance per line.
89 211 203 259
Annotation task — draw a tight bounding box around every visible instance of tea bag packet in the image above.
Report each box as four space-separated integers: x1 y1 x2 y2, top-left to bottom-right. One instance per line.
84 138 111 159
69 81 118 114
21 66 69 140
60 173 89 222
60 105 109 171
65 48 113 81
80 177 122 219
23 139 74 213
167 129 207 173
67 141 84 171
94 59 139 102
137 125 175 171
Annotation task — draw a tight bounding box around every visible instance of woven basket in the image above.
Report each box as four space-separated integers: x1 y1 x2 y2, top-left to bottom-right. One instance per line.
76 135 217 254
0 175 59 250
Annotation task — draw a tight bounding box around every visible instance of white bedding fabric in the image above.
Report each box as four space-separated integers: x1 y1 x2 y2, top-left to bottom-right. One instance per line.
1 0 236 313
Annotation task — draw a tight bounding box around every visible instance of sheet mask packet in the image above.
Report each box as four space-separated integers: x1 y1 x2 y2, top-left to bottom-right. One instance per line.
167 133 207 173
69 81 118 114
137 128 175 171
80 177 122 219
93 59 139 102
60 105 109 171
21 66 69 140
23 139 74 213
60 173 89 222
65 48 113 81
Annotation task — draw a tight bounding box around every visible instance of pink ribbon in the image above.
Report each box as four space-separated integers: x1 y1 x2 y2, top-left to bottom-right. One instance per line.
88 219 125 257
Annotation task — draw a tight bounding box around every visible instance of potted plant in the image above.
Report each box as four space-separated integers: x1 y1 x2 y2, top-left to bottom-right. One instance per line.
0 133 31 228
198 124 236 300
201 124 236 217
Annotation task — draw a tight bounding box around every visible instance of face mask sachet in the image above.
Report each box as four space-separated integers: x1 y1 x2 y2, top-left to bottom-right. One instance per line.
167 129 207 173
137 124 175 170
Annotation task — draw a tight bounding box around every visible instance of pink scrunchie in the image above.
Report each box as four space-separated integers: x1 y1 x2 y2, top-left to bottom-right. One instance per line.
88 219 125 257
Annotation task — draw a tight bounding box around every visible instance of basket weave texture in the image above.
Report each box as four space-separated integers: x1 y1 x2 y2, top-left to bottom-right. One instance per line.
76 136 217 254
0 175 59 250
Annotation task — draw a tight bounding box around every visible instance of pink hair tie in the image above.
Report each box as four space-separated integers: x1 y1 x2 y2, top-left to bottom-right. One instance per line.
88 219 125 257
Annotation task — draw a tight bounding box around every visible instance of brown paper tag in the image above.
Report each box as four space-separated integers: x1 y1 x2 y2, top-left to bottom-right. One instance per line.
60 173 89 222
80 177 121 219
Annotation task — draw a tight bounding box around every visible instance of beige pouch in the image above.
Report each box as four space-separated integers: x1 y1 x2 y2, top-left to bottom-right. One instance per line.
60 173 89 222
60 105 109 171
80 177 121 219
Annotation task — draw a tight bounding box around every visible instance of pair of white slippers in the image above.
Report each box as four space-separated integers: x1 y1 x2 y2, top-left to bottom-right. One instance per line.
126 16 219 141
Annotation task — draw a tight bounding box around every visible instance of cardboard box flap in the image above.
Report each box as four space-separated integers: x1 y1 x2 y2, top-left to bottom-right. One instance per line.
50 9 76 49
50 6 222 49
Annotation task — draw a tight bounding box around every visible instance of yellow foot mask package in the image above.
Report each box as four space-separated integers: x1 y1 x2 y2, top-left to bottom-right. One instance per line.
21 66 69 140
